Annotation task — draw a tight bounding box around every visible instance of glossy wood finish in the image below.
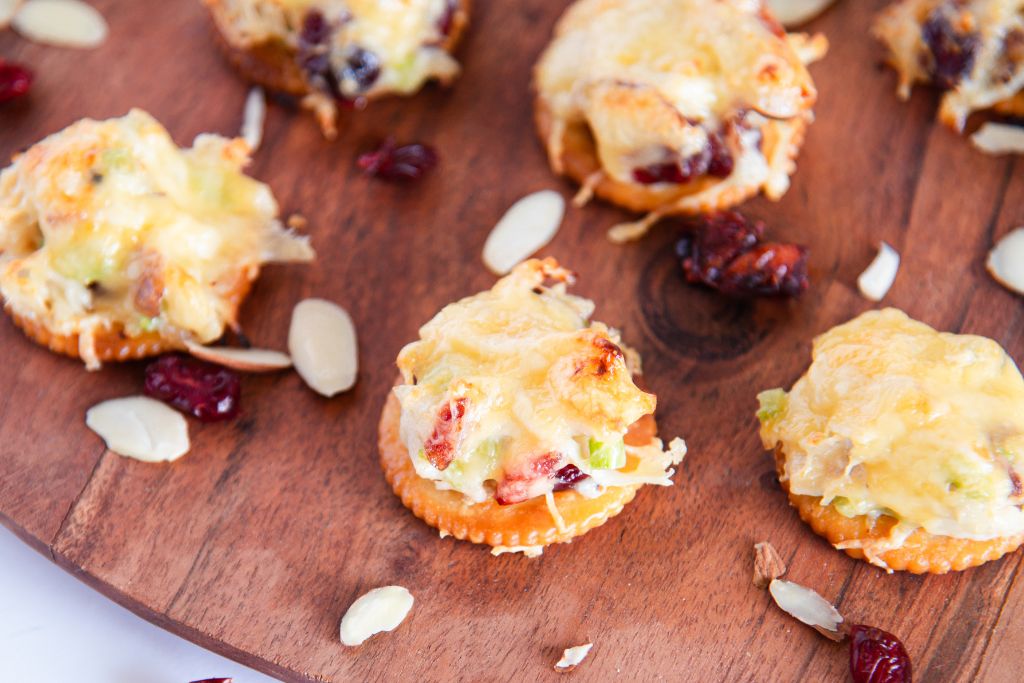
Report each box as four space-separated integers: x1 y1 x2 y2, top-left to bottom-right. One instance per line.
1 1 1022 680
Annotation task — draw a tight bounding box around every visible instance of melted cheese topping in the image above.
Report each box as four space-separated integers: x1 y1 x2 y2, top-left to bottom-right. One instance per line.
214 0 460 97
875 0 1024 130
0 109 313 367
759 308 1024 544
535 0 824 186
394 258 685 505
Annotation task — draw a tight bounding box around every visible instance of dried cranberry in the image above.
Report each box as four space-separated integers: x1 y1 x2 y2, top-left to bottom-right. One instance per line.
676 211 808 298
718 243 809 298
437 0 459 37
0 60 33 104
922 10 978 89
300 9 331 46
144 355 240 422
357 138 438 182
849 625 912 683
706 132 734 178
632 131 732 185
342 47 381 93
552 464 589 491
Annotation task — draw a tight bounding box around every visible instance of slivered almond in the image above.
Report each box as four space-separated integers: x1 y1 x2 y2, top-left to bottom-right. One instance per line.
339 586 414 646
185 341 291 372
767 0 837 27
241 86 266 152
986 228 1024 296
554 643 594 673
483 190 565 275
768 579 844 637
970 122 1024 155
85 396 189 463
13 0 108 49
289 298 358 396
857 242 899 301
0 0 22 29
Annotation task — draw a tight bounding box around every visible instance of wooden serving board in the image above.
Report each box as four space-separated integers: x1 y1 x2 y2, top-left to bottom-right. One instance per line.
2 1 1023 680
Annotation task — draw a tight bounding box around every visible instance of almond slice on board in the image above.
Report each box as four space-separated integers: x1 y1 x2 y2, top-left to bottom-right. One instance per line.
554 643 594 673
185 341 291 372
986 227 1024 296
857 242 900 301
339 586 414 646
241 86 266 152
85 396 189 463
970 122 1024 155
288 298 358 396
768 579 844 636
767 0 837 27
483 190 565 275
13 0 108 49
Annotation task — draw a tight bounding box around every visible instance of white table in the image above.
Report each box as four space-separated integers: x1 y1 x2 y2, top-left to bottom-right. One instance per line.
0 525 279 683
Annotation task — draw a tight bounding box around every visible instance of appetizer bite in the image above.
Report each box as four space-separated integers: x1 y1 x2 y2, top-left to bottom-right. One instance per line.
379 259 686 555
532 0 827 241
758 309 1024 573
0 109 313 369
204 0 470 137
874 0 1024 130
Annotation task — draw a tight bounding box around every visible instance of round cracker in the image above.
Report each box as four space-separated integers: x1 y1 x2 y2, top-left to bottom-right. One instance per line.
379 390 662 551
4 276 252 366
773 447 1024 574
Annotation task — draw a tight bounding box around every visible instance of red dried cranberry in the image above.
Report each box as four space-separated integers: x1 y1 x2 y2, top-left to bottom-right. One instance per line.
676 211 808 298
706 131 734 177
633 161 690 185
0 60 33 104
552 464 589 491
300 9 331 46
437 0 459 37
922 10 978 89
358 138 438 182
144 355 240 422
718 243 809 298
342 47 380 92
632 130 733 185
849 625 912 683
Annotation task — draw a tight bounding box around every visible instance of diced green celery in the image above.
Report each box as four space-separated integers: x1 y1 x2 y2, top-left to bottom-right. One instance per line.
831 496 856 518
589 437 626 470
102 148 131 171
756 389 788 423
138 316 159 332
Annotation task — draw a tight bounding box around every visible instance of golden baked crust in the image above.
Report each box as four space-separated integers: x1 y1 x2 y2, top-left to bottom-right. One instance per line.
774 447 1024 574
532 0 825 231
379 390 662 552
205 0 471 137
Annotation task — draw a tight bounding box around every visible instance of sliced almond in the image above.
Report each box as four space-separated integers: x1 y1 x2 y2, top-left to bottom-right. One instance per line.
768 579 844 636
0 0 23 29
288 298 358 397
987 227 1024 296
339 586 414 646
767 0 837 27
185 341 291 373
857 241 900 301
970 122 1024 155
13 0 108 49
483 190 565 275
753 541 787 589
554 643 594 673
85 396 189 463
241 86 266 152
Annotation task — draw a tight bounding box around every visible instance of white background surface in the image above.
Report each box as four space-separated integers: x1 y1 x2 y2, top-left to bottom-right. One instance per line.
0 525 280 683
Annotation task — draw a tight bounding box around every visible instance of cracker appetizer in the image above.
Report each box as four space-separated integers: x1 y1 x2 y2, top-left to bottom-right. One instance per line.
532 0 827 241
758 308 1024 574
874 0 1024 130
0 109 314 369
379 259 686 555
205 0 470 137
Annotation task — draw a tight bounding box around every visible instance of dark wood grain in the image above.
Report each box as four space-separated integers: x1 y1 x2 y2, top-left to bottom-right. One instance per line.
1 1 1022 681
